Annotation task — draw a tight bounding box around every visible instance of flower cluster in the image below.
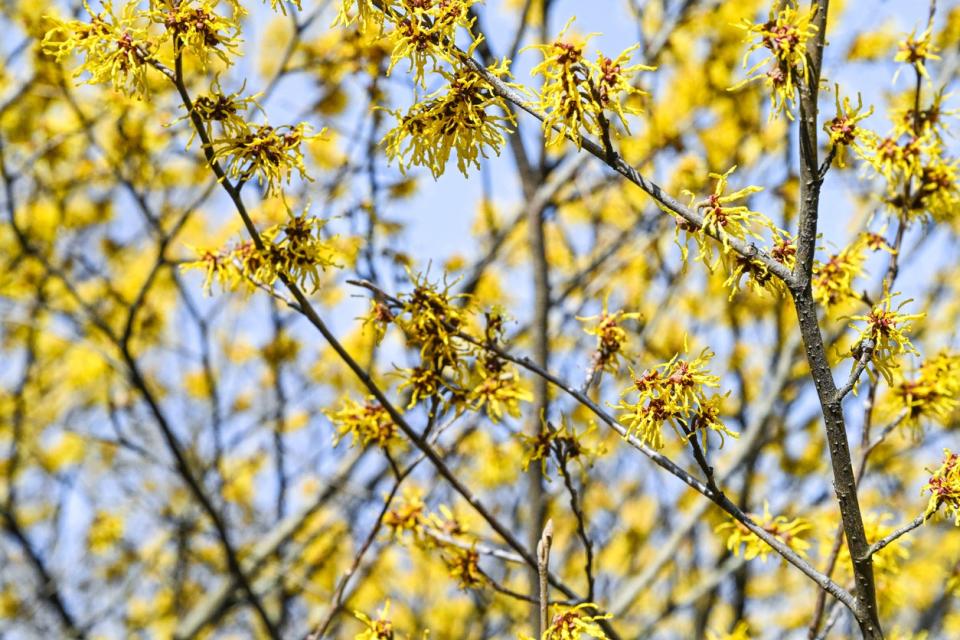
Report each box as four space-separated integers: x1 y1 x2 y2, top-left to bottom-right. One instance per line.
383 62 516 178
848 294 923 385
354 601 396 640
824 89 875 166
183 211 340 293
616 346 735 450
211 122 320 195
894 27 941 80
395 272 469 383
327 397 399 449
388 0 481 87
43 0 156 97
442 545 482 589
467 353 531 422
717 503 812 562
365 274 528 418
187 81 263 140
527 19 653 147
859 87 960 224
577 301 642 374
812 232 892 308
151 0 240 68
519 603 611 640
384 488 428 538
732 1 820 119
724 231 797 298
888 351 960 433
924 450 960 526
520 417 605 478
678 167 770 271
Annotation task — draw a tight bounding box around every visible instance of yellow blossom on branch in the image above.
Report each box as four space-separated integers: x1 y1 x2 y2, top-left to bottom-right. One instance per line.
210 122 322 195
717 503 812 562
327 397 399 449
385 0 481 87
811 231 893 308
577 301 642 374
181 210 340 294
848 294 924 385
183 79 264 141
616 345 736 450
354 601 396 640
887 351 960 434
519 416 605 477
679 167 770 270
531 603 611 640
42 0 156 97
824 88 876 166
731 1 819 119
151 0 241 68
468 354 531 422
384 488 427 538
894 27 941 80
924 449 960 526
383 60 517 178
443 544 483 589
527 18 653 147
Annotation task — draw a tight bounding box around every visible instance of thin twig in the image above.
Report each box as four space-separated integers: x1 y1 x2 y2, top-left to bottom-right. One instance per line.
537 519 554 634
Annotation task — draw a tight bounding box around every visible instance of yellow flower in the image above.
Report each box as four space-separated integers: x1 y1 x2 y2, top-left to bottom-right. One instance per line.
327 397 399 449
181 246 243 293
812 231 892 308
723 231 795 299
354 601 396 640
468 354 531 422
616 344 734 450
385 0 481 88
894 27 941 80
384 488 427 538
824 87 875 166
589 45 654 133
181 210 339 294
542 603 611 640
679 167 769 270
519 416 606 477
577 301 642 373
528 19 653 147
924 449 960 526
335 0 381 29
443 545 483 589
42 0 155 97
211 122 321 195
383 61 516 178
730 1 819 120
717 502 812 562
917 153 960 223
887 351 960 434
848 294 923 385
396 271 470 375
150 0 241 67
183 79 263 142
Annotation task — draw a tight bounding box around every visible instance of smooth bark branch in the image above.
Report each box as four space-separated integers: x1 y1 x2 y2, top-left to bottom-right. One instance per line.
537 519 554 634
863 514 926 560
790 1 882 637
